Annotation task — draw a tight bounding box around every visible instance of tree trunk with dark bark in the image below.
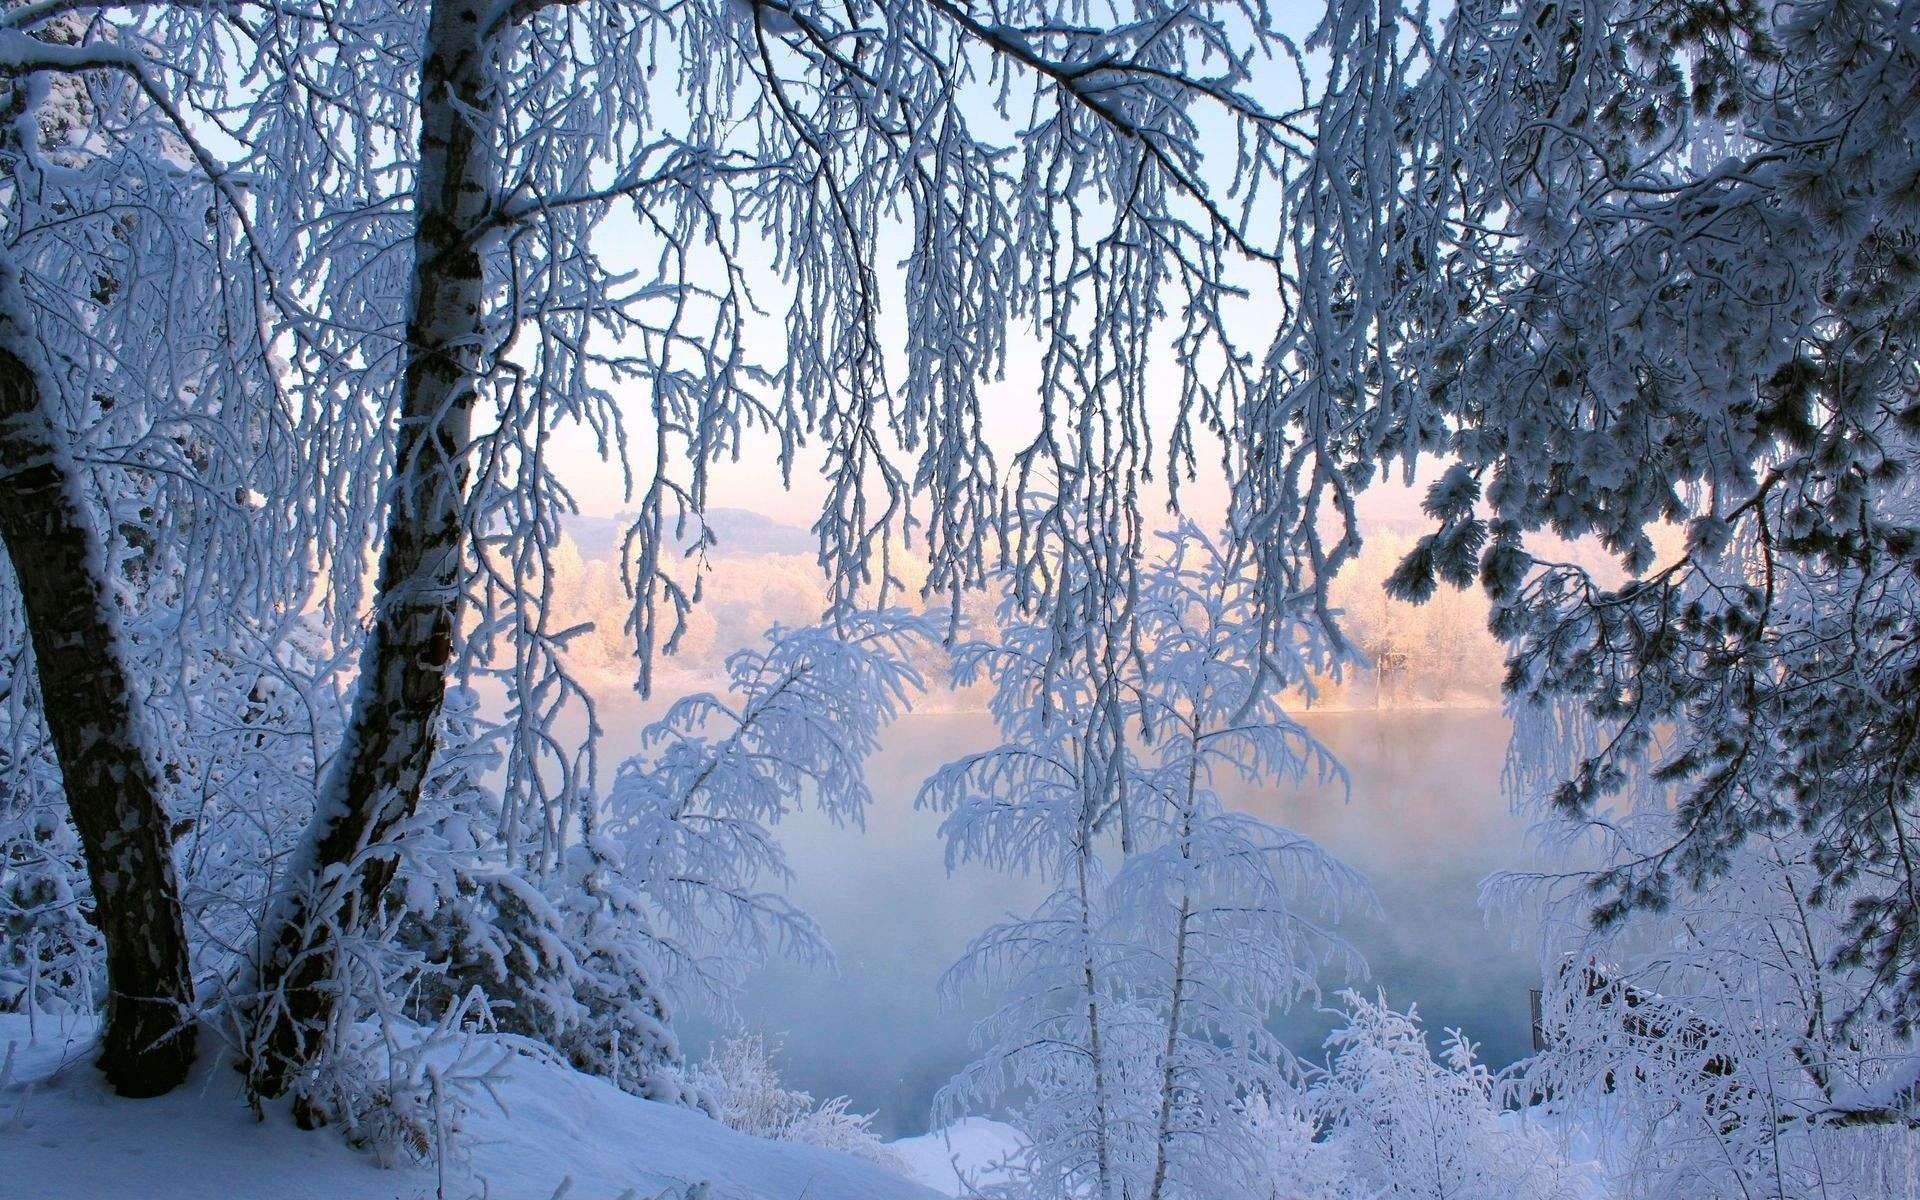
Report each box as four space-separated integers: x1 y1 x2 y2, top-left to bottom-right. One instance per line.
0 342 197 1098
247 0 496 1107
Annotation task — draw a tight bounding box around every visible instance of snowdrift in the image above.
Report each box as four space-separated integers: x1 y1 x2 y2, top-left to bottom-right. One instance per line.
888 1118 1026 1197
0 1016 943 1200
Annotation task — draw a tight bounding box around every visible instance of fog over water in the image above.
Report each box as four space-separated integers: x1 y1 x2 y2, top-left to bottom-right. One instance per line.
652 705 1541 1138
532 514 1539 1136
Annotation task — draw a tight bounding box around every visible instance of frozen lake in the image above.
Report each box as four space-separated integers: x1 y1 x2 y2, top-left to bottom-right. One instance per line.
664 706 1541 1137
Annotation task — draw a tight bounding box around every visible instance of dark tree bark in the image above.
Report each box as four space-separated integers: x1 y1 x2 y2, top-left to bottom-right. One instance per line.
248 0 495 1106
0 343 197 1098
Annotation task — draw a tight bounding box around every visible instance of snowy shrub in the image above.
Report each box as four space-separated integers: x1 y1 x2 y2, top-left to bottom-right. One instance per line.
395 687 694 1107
401 853 696 1107
688 1034 907 1174
0 601 92 1017
288 990 513 1173
1312 992 1578 1200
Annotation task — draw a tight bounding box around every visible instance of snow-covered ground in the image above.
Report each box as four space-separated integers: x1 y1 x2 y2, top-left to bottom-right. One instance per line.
0 1016 943 1200
0 1014 1622 1200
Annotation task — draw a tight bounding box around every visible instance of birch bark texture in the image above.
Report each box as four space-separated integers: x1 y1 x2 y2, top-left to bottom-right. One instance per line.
249 0 497 1101
0 332 197 1097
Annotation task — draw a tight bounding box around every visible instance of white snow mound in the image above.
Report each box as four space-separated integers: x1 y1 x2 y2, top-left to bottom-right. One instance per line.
888 1117 1027 1197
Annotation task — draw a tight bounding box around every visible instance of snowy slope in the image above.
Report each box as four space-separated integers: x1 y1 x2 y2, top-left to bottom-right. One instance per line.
0 1016 943 1200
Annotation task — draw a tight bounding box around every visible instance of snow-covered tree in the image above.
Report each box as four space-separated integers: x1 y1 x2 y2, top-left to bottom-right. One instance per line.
0 5 330 1094
1117 525 1368 1200
1276 0 1920 1038
222 0 1361 1098
598 611 933 989
1499 715 1920 1200
926 525 1366 1200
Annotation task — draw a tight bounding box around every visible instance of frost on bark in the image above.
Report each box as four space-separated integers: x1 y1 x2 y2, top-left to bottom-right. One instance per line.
0 343 196 1098
249 0 495 1105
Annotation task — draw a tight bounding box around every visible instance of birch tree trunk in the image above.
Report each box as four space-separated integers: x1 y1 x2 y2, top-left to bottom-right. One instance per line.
249 0 496 1103
0 339 197 1098
1146 745 1200 1200
1075 796 1116 1200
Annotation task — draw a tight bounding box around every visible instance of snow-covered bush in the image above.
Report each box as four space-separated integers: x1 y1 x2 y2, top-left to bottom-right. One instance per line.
1311 993 1579 1200
687 1034 906 1173
1481 665 1920 1200
392 685 693 1107
303 997 513 1170
400 852 695 1107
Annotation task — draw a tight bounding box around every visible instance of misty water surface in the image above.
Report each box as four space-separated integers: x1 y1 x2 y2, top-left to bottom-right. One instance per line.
666 707 1540 1138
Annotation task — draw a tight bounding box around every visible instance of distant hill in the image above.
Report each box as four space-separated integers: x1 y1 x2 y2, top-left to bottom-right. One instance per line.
561 507 817 560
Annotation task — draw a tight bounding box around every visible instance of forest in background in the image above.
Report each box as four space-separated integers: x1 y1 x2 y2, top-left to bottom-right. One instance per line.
548 508 1513 714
